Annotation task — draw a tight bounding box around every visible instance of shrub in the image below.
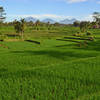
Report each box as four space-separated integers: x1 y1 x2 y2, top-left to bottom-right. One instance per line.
86 32 92 36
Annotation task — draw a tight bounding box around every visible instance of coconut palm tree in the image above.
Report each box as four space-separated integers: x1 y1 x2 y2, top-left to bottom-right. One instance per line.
93 12 100 22
92 12 100 28
35 20 40 30
14 19 25 39
73 21 80 27
20 19 25 39
79 21 90 32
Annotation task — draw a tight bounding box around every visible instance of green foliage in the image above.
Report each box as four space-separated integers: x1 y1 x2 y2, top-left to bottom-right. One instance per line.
73 21 80 27
80 21 90 32
0 6 6 22
0 25 80 39
93 12 100 23
14 19 25 39
14 21 22 34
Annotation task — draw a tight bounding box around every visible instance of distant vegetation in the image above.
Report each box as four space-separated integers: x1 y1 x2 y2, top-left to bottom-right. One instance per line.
0 11 100 40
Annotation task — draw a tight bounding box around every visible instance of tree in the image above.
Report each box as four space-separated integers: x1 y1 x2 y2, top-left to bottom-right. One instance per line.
0 6 6 22
35 20 40 30
20 19 25 39
93 12 100 23
73 21 80 27
47 21 50 30
14 20 21 35
91 21 98 29
79 21 90 32
54 22 60 27
92 12 100 28
14 19 25 39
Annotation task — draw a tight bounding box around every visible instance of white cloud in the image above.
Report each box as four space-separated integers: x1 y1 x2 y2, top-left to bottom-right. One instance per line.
82 15 93 21
56 0 100 3
55 0 88 3
8 14 73 21
7 14 94 22
67 0 87 3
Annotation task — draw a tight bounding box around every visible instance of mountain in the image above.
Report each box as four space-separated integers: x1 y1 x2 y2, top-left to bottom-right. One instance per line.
24 17 37 22
42 18 56 24
60 18 77 24
24 17 77 24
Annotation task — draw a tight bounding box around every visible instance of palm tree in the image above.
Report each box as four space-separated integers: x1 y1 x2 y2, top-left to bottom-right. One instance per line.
14 20 21 35
20 19 25 39
92 12 100 28
79 21 90 32
35 20 40 30
14 19 25 39
47 21 50 30
73 21 80 27
93 12 100 22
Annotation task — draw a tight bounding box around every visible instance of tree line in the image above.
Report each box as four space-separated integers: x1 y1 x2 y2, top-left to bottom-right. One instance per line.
73 12 100 32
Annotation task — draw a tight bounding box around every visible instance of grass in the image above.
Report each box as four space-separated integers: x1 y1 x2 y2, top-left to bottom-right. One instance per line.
0 25 100 99
0 25 79 39
0 37 100 100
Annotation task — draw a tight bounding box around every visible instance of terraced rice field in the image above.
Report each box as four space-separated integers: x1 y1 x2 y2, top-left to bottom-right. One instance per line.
0 38 100 100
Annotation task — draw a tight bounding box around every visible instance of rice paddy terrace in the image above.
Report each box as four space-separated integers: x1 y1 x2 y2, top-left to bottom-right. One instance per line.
0 36 100 100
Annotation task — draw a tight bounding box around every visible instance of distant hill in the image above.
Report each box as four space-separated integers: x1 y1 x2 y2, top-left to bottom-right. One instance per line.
42 18 56 24
24 17 77 24
60 18 77 24
24 17 37 22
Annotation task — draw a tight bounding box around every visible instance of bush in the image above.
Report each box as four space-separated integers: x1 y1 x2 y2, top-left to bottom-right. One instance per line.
0 32 2 35
73 32 82 37
88 36 94 41
86 32 92 36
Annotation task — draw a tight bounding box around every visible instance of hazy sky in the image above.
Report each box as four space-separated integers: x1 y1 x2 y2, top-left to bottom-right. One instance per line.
0 0 100 21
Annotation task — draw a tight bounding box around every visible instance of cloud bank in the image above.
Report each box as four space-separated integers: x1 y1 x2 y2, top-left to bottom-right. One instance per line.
7 14 93 22
8 14 72 20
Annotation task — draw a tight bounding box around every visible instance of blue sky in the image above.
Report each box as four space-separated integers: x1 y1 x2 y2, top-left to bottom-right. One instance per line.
0 0 100 21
